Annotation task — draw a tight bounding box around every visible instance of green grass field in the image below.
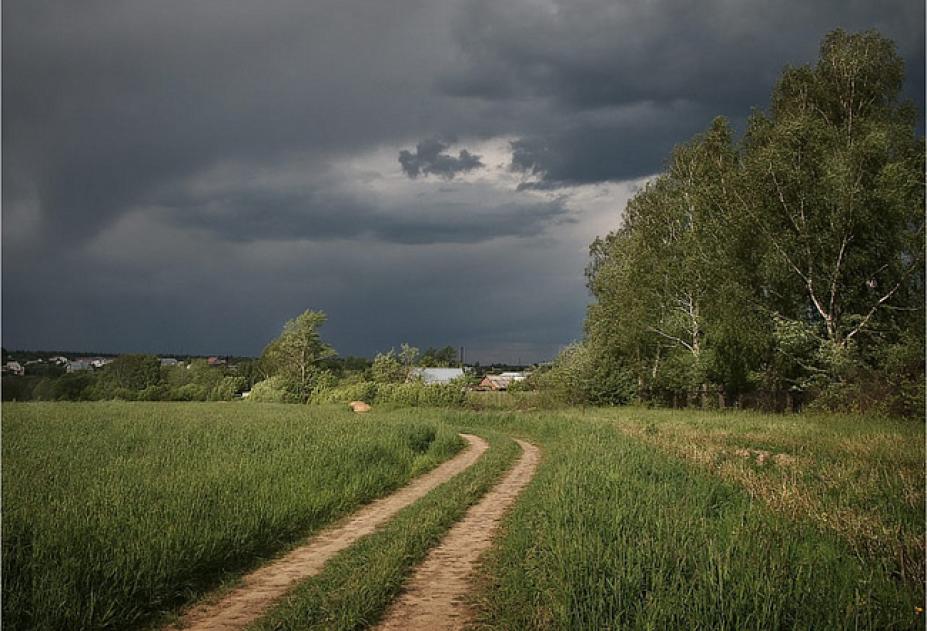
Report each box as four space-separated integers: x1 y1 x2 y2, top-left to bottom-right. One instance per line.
456 408 925 629
2 402 462 630
3 402 924 630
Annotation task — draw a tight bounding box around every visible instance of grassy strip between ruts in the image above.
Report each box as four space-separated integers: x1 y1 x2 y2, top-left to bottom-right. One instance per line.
249 429 521 631
3 403 464 631
457 410 923 630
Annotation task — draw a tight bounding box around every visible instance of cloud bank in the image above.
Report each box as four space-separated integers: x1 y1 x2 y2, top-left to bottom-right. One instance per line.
3 0 922 360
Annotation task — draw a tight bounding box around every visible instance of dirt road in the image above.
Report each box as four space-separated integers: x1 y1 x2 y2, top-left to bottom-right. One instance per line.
374 438 540 630
173 433 489 631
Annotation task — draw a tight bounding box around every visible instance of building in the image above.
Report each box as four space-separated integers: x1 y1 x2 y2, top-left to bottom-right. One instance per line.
409 367 465 385
207 356 227 367
2 361 24 376
500 371 528 382
160 358 181 367
67 359 93 373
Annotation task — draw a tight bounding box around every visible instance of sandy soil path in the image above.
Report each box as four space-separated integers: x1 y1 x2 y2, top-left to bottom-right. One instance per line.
172 433 489 631
374 438 540 631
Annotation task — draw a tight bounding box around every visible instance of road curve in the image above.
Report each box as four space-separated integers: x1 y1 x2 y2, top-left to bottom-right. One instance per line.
172 433 490 631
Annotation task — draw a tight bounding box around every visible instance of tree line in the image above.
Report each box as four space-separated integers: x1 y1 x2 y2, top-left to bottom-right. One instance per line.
546 29 924 416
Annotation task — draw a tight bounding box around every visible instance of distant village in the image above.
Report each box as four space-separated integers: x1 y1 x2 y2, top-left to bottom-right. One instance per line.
1 350 532 392
1 354 234 377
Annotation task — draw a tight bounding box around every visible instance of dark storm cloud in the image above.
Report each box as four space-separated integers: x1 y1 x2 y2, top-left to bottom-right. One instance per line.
509 103 715 187
159 187 571 244
398 137 484 179
446 0 924 185
2 0 467 246
445 0 924 112
3 0 924 359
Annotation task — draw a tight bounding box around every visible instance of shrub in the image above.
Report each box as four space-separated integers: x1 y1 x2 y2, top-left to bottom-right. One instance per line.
139 384 171 401
312 381 378 404
210 376 246 401
373 381 466 407
248 377 300 403
171 383 208 402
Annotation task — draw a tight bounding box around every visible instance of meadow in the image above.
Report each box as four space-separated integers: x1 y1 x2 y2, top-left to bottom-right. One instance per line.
3 401 924 630
459 408 925 629
2 402 462 630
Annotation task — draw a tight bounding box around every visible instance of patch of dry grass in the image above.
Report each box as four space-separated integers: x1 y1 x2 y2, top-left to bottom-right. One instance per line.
604 408 925 592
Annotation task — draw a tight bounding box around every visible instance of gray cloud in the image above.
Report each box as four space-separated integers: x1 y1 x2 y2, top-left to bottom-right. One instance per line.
2 0 923 360
446 0 924 186
398 137 484 179
509 102 717 188
444 0 924 112
158 188 571 244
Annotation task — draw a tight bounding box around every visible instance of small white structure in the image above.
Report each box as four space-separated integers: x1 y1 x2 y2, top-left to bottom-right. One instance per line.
49 356 69 366
67 359 93 373
409 367 465 385
2 361 24 376
160 358 181 367
500 371 528 382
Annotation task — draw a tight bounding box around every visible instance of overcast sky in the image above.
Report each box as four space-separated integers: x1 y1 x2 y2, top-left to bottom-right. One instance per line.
3 0 923 362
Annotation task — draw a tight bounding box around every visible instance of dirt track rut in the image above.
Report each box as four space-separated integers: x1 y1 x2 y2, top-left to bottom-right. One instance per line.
173 433 489 631
374 438 540 631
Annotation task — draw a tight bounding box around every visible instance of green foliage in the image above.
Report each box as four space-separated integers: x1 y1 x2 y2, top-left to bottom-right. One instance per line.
248 376 301 403
540 343 636 406
34 373 98 401
311 380 379 404
308 375 468 408
105 354 161 391
3 358 251 402
211 376 246 401
374 381 466 407
581 29 924 414
260 310 336 402
370 350 406 384
398 343 419 369
1 376 43 401
419 345 458 367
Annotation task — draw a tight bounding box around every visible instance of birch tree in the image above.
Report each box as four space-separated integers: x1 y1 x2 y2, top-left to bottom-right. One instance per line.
260 310 336 401
743 29 924 349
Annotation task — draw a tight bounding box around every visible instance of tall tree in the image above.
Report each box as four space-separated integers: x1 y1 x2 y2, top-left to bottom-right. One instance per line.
743 29 924 348
582 28 924 412
260 310 336 401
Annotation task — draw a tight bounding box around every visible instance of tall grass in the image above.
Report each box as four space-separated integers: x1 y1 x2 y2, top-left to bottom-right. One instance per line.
458 410 924 630
597 407 926 592
2 402 462 630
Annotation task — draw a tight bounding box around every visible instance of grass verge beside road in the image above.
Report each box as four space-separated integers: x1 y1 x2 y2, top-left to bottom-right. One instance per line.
2 402 462 631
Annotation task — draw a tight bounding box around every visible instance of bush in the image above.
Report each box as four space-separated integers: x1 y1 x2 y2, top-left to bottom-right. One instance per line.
373 381 466 407
210 376 246 401
1 376 42 401
139 384 171 401
171 383 208 402
312 381 378 404
374 383 422 406
538 342 635 406
248 376 300 403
